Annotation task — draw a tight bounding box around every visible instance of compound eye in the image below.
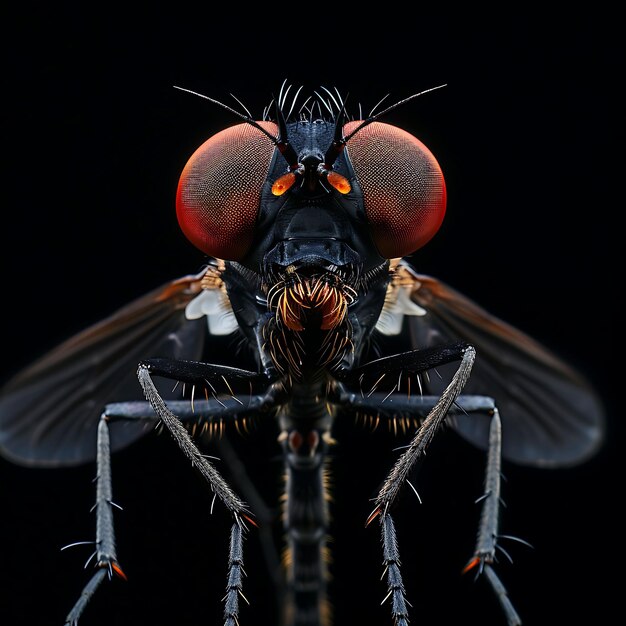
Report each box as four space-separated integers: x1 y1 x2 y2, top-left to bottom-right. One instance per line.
344 121 446 258
176 122 278 260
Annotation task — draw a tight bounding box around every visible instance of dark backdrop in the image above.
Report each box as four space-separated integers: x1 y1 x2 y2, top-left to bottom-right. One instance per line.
1 10 622 626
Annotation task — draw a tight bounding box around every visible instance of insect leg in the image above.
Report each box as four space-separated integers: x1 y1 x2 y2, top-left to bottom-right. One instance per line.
366 344 475 626
463 408 522 626
339 392 496 430
368 344 476 513
64 414 123 626
64 391 275 625
137 364 252 626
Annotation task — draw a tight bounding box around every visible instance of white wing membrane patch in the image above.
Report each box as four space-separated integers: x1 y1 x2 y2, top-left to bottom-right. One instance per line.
185 289 239 335
376 282 427 335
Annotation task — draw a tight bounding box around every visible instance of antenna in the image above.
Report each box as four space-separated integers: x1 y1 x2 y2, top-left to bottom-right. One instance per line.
173 85 279 144
342 84 447 143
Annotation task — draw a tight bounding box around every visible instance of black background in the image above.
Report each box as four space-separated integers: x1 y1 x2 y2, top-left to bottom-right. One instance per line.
1 10 622 626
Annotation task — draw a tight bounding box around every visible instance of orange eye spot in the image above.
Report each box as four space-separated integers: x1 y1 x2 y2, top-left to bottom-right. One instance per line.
327 171 351 194
272 172 297 196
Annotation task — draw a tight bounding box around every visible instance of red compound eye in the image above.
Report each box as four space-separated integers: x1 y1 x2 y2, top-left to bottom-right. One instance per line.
344 121 446 259
176 122 278 260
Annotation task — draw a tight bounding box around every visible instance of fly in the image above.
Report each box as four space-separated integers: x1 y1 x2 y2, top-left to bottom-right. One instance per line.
0 82 605 626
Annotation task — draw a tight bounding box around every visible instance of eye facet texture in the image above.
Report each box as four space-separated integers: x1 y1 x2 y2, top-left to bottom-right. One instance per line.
176 122 278 260
344 121 447 258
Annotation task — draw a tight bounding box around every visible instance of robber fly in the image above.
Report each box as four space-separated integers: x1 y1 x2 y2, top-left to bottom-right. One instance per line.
0 83 605 626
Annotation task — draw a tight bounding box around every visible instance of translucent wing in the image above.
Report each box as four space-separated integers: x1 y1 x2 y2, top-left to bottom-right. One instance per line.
0 273 208 467
384 261 605 467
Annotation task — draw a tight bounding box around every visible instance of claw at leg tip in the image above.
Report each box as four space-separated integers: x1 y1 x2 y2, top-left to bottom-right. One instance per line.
462 556 481 574
365 506 381 527
111 562 128 581
242 513 259 528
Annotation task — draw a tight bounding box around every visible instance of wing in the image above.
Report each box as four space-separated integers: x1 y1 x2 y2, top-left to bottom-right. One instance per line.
381 260 605 468
0 273 208 467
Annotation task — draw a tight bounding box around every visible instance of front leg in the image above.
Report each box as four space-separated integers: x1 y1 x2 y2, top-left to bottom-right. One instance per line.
64 358 278 626
137 363 254 626
137 364 251 519
348 343 523 625
463 408 523 626
65 415 124 626
64 397 250 626
367 344 476 626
